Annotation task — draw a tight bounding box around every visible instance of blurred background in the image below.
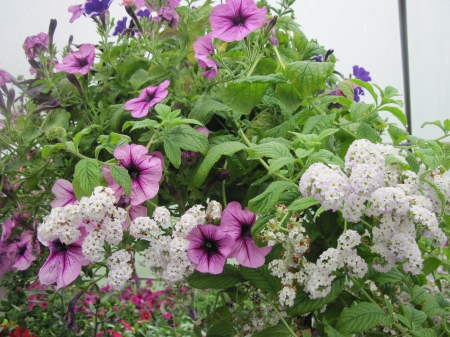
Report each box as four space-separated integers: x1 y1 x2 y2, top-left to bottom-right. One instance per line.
0 0 449 139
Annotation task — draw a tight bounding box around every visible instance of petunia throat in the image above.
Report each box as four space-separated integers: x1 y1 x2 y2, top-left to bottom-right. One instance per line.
201 238 219 257
240 223 252 238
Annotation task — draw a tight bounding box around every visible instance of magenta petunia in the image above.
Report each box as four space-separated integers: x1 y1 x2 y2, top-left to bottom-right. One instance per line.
103 144 163 206
50 179 79 208
124 80 170 118
55 44 96 75
68 4 85 23
22 32 48 59
220 201 271 268
39 228 90 289
0 242 11 275
187 224 234 274
0 70 11 86
209 0 267 42
1 218 15 242
194 34 219 81
7 231 36 271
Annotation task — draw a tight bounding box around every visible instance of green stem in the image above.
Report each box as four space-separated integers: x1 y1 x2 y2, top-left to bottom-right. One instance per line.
247 55 262 77
360 218 374 229
306 98 325 115
261 293 297 337
222 161 228 208
272 45 285 71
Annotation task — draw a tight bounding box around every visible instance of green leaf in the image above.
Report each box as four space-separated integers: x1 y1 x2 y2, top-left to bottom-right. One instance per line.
71 177 85 200
385 154 410 170
379 106 407 127
423 298 447 317
248 181 298 214
163 125 209 168
349 79 378 103
384 86 400 98
411 286 433 305
394 314 412 329
122 119 159 132
387 124 408 145
324 324 347 337
336 302 387 334
337 81 354 103
288 197 319 212
206 323 234 337
233 74 288 84
368 267 404 284
155 104 179 120
287 278 345 316
421 178 446 216
302 43 326 60
356 122 378 143
310 149 345 169
401 305 427 327
293 32 309 55
411 329 438 337
252 325 292 337
444 119 450 132
74 159 99 196
130 69 149 90
239 265 281 294
132 240 150 252
109 165 132 196
74 124 101 151
251 214 273 247
268 156 296 175
405 152 420 173
251 142 291 159
191 142 248 187
303 114 335 136
349 102 373 121
22 125 41 143
190 96 232 124
95 133 131 157
221 81 270 115
275 84 304 113
187 265 244 289
277 16 304 37
285 61 334 98
316 128 339 142
422 257 441 276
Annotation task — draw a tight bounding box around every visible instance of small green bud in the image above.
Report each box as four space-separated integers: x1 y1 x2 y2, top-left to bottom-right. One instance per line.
46 126 66 140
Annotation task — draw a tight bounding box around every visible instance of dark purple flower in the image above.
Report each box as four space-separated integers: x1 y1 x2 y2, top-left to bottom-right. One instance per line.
23 32 48 59
181 151 200 166
39 229 90 289
327 81 363 102
312 55 323 62
354 86 364 102
7 231 36 271
85 0 113 16
55 44 96 75
210 0 267 42
353 65 371 82
69 4 85 23
187 224 234 274
136 9 151 18
103 144 163 206
113 17 128 36
220 201 271 268
158 6 180 29
124 80 170 118
0 70 11 86
50 179 78 208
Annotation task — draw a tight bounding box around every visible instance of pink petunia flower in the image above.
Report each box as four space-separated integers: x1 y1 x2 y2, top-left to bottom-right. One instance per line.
7 231 36 271
68 4 85 23
194 34 219 81
38 228 90 289
55 44 96 75
1 218 15 242
0 242 11 274
103 144 163 206
0 70 11 86
187 224 234 274
124 80 170 118
220 201 271 268
22 32 48 59
209 0 267 42
50 179 79 208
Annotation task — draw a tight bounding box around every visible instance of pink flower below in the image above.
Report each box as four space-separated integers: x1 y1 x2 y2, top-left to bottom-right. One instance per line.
55 44 96 75
124 80 170 118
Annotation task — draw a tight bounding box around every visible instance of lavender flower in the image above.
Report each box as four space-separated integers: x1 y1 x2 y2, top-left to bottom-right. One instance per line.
194 34 218 81
22 32 48 59
103 144 163 206
209 0 267 42
68 4 85 23
124 80 170 118
50 179 79 208
353 65 371 82
0 70 11 86
85 0 113 16
1 219 15 242
220 201 271 268
187 224 234 274
55 44 96 75
7 231 36 271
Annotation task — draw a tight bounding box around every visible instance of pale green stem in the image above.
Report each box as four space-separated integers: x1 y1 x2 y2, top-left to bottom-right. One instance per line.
272 45 286 71
261 293 297 337
360 218 374 229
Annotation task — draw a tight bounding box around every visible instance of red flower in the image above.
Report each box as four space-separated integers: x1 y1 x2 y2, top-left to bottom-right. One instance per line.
9 326 37 337
121 320 134 332
140 311 151 321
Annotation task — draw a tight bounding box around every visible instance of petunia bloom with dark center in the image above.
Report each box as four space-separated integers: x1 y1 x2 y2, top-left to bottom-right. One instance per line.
220 201 271 268
124 80 170 118
103 144 163 206
209 0 267 42
187 224 234 274
7 231 36 271
55 44 96 75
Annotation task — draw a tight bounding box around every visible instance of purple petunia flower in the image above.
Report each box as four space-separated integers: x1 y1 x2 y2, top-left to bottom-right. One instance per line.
1 219 15 242
68 4 85 23
39 228 90 289
124 80 170 118
187 224 234 274
194 34 216 65
158 6 180 29
55 44 96 75
209 0 267 42
50 179 79 208
220 201 271 268
113 17 128 36
353 65 371 82
136 9 151 18
85 0 113 16
7 231 36 271
23 32 48 59
312 55 323 62
116 195 148 229
103 144 163 206
0 70 11 86
0 242 11 275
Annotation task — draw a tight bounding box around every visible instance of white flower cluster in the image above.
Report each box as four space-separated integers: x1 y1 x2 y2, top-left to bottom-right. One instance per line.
38 187 127 263
206 200 222 221
422 170 450 214
130 217 160 239
153 206 171 229
142 204 209 284
106 250 133 291
299 163 351 211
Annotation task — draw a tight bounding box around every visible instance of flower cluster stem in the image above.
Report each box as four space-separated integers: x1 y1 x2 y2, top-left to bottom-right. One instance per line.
261 293 297 337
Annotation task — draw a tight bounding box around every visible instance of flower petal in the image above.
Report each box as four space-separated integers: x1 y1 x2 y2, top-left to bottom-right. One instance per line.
50 179 78 208
228 236 270 268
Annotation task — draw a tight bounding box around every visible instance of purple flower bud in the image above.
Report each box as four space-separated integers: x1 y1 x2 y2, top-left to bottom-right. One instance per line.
167 183 184 212
181 151 200 166
66 73 84 95
204 169 230 195
22 32 48 59
48 19 57 51
0 70 11 87
32 98 62 114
